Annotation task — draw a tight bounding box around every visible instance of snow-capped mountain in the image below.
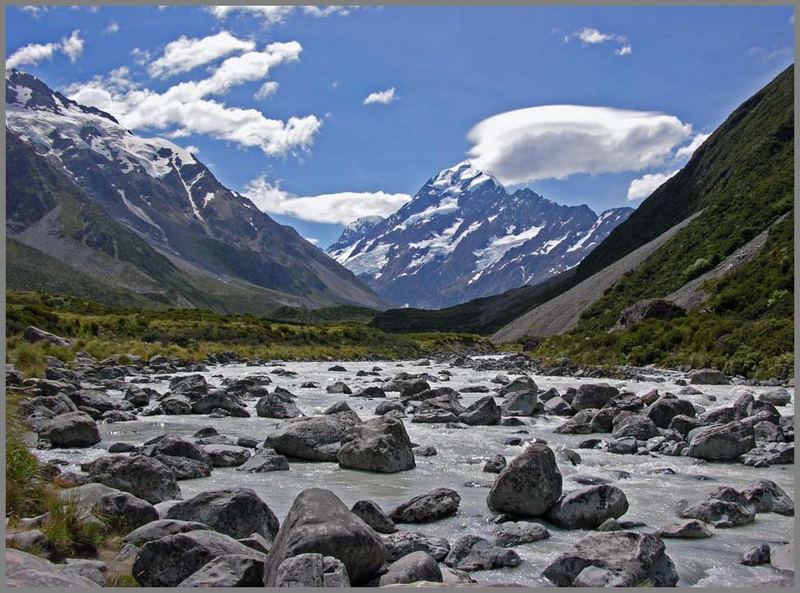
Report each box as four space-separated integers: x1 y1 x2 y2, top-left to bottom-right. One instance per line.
328 161 633 309
5 70 386 310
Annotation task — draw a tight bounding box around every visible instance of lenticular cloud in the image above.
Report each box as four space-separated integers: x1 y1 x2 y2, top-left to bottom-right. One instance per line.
466 105 692 185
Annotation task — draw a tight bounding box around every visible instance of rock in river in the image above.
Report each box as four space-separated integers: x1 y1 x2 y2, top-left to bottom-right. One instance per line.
380 551 442 585
351 500 396 534
444 535 521 572
262 488 386 586
486 443 562 517
687 421 755 461
265 409 361 462
38 411 100 448
82 455 181 504
546 485 629 529
389 488 461 523
337 416 415 473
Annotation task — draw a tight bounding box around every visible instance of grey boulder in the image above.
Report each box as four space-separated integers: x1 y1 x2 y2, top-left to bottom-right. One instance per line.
486 443 562 517
337 416 415 473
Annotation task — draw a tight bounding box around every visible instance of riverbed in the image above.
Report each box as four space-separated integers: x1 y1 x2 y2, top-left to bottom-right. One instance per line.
32 357 795 587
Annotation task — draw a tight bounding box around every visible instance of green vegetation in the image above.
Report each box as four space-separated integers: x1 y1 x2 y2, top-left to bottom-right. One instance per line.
531 214 794 379
5 290 494 377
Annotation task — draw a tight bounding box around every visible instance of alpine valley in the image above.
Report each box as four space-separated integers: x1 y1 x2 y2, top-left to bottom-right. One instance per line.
328 162 633 309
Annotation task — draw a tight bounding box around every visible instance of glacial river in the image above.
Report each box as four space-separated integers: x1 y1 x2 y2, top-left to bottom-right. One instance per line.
32 357 795 587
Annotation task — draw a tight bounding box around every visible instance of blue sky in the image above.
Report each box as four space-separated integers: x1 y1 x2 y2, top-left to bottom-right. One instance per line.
7 4 795 247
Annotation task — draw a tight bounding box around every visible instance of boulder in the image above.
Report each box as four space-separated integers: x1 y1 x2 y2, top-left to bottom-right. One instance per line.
758 388 791 406
375 400 404 415
572 384 619 411
38 412 100 448
657 519 714 539
380 551 442 585
82 455 181 504
256 393 302 418
389 488 461 523
5 549 99 587
741 543 771 566
236 449 289 473
23 326 72 348
612 414 659 440
458 396 501 425
143 435 211 465
265 410 361 461
352 386 386 398
132 530 266 587
687 421 755 461
646 395 696 428
444 535 521 572
498 376 537 398
69 390 118 414
160 396 192 415
689 369 729 385
382 531 450 563
191 391 249 417
166 487 278 540
351 500 396 534
326 381 352 394
740 479 795 516
177 554 265 587
544 396 573 416
679 487 756 527
153 454 211 480
203 445 251 468
742 442 794 466
92 491 158 531
493 522 550 547
273 553 349 587
500 390 539 416
483 454 506 474
124 385 152 407
337 416 415 473
168 374 209 398
546 485 629 529
262 488 386 586
543 531 679 587
486 444 562 517
124 519 212 547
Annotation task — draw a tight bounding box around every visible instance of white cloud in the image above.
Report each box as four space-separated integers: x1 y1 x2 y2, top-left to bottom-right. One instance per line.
466 105 692 186
363 87 397 105
245 176 411 224
61 30 84 63
255 81 279 99
615 45 632 56
745 46 793 62
6 41 59 69
65 42 320 157
148 31 256 79
208 5 354 26
674 132 710 161
573 27 614 44
627 170 679 201
6 29 84 69
304 236 320 245
565 26 631 55
183 145 200 155
104 21 120 35
131 47 152 65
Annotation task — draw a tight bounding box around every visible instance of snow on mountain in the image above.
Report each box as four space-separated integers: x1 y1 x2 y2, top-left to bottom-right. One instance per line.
5 70 386 309
327 160 633 309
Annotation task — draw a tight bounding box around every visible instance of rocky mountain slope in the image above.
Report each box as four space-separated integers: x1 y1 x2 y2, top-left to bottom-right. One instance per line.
328 161 632 309
5 70 386 312
373 65 794 347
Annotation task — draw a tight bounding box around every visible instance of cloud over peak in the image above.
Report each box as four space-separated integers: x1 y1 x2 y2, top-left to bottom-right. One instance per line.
466 105 692 186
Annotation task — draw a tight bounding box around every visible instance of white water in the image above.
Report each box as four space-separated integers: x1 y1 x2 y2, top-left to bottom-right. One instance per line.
33 358 795 587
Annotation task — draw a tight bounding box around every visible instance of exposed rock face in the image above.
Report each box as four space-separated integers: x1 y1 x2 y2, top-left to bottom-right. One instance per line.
382 531 451 563
351 500 396 534
615 298 685 329
273 553 350 587
176 554 265 587
165 488 279 540
38 412 100 448
82 455 181 503
543 531 679 587
689 369 730 385
486 444 562 517
5 549 100 587
132 529 266 587
687 421 755 461
265 410 362 461
389 488 461 523
262 488 386 586
380 551 443 585
546 485 629 529
444 535 521 572
337 416 416 473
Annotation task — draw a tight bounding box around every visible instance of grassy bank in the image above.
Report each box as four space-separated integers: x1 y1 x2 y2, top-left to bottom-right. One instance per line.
5 291 495 377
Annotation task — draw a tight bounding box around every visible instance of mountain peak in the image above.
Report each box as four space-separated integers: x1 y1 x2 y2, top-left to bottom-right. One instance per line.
427 160 502 195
